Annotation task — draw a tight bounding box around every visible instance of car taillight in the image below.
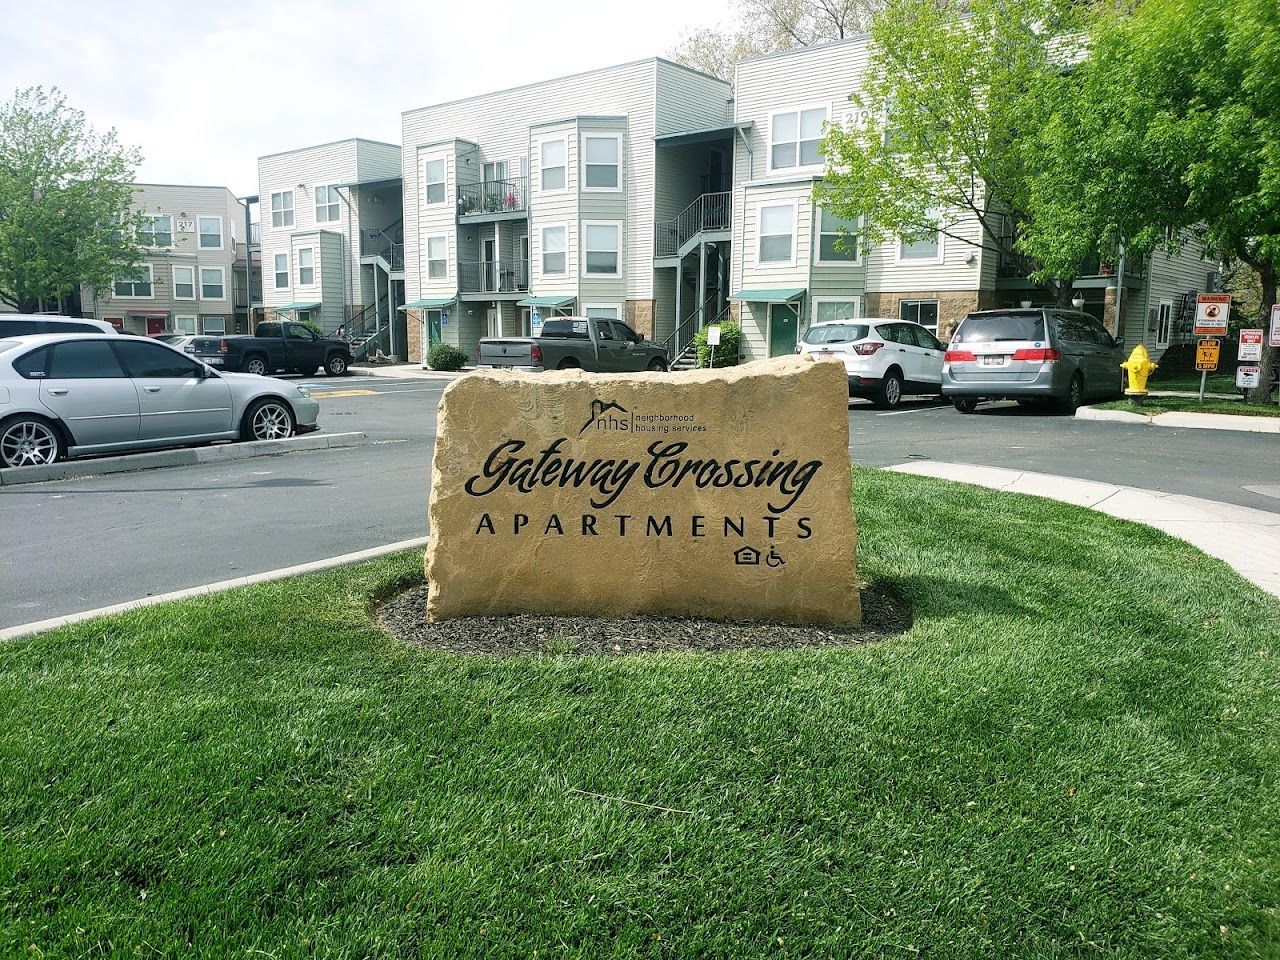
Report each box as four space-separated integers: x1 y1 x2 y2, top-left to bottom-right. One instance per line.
944 349 977 362
1011 348 1061 362
220 339 228 354
853 342 885 356
530 343 543 364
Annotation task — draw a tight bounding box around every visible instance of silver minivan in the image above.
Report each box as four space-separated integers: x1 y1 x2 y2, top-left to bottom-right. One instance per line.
942 308 1125 413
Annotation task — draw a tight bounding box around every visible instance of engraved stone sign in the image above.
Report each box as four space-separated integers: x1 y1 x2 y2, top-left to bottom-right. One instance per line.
425 355 859 624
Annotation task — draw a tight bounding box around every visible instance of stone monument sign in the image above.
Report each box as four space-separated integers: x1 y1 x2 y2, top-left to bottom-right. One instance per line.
425 355 860 624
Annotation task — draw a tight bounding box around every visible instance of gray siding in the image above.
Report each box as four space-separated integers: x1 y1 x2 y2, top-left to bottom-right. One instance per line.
655 59 734 136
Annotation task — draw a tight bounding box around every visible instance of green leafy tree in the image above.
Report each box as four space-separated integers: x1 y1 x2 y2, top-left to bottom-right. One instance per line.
819 0 1086 299
0 87 144 313
1022 0 1280 404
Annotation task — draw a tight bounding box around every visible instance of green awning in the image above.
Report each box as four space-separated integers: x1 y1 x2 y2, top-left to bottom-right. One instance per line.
729 288 806 303
400 297 456 310
274 301 321 312
517 295 576 308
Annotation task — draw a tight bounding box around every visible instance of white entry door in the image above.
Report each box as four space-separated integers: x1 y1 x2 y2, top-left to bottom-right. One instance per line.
487 307 501 337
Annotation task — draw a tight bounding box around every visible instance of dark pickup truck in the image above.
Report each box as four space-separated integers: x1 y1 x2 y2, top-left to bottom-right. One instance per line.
479 316 668 372
188 320 353 377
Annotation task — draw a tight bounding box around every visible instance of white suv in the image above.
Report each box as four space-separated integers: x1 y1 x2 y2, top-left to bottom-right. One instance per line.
797 318 945 408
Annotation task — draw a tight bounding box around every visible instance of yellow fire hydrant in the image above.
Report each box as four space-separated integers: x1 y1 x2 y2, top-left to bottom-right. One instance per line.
1121 344 1157 403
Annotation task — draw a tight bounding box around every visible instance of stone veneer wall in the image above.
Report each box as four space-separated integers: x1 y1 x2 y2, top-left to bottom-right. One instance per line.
864 291 1000 341
407 309 423 364
626 299 654 338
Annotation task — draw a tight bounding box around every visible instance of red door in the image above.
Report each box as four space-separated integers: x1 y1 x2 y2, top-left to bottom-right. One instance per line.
146 317 167 336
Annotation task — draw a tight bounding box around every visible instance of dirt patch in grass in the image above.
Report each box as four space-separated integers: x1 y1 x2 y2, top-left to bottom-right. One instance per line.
377 581 909 656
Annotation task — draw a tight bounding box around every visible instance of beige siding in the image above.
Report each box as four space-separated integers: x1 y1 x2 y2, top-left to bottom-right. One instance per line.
1133 238 1212 355
654 59 733 136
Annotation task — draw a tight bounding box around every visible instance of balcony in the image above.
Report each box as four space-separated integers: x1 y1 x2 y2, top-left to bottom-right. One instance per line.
996 237 1146 289
654 191 732 259
458 259 529 297
361 221 404 271
457 178 528 220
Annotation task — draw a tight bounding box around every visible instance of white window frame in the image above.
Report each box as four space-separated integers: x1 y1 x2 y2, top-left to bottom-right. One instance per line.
756 200 797 267
581 133 622 192
814 208 863 266
202 316 226 335
538 138 568 194
314 184 341 223
197 216 223 250
173 314 198 334
113 264 154 298
271 191 294 228
273 252 289 289
423 157 447 206
584 304 623 322
140 214 173 249
171 264 196 300
200 266 226 300
540 223 568 277
297 248 316 286
1156 299 1173 349
895 213 945 265
768 104 829 173
899 299 940 332
424 234 449 281
582 221 621 277
811 296 863 324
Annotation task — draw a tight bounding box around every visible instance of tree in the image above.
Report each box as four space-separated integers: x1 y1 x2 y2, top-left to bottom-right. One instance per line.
818 0 1087 300
670 0 881 79
0 87 144 313
1022 0 1280 404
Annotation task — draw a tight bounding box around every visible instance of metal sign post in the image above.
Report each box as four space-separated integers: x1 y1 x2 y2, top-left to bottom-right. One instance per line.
707 324 721 371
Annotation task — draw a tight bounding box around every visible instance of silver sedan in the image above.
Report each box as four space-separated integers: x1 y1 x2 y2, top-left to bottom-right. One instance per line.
0 334 321 468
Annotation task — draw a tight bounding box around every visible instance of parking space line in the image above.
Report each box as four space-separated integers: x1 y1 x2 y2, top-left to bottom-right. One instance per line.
876 405 949 416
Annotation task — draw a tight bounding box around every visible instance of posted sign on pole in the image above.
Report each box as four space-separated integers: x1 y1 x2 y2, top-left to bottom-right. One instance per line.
1194 293 1231 336
1237 365 1261 389
707 325 722 346
1239 329 1264 362
1195 338 1220 371
1270 304 1280 347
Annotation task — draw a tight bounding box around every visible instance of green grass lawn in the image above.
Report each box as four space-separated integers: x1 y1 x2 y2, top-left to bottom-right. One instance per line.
1097 395 1280 417
1149 373 1238 394
3 470 1279 958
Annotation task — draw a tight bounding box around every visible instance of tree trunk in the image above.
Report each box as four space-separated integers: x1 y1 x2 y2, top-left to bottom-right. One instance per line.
1244 265 1277 406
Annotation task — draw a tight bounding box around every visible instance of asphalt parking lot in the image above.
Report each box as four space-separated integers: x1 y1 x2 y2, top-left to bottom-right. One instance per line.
2 375 1277 629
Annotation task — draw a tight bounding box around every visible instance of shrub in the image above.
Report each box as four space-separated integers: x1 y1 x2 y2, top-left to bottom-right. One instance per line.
693 321 742 368
427 344 469 371
297 317 325 338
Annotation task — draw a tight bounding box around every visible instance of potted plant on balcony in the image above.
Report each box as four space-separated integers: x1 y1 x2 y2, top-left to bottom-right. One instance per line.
1098 258 1116 276
503 191 518 211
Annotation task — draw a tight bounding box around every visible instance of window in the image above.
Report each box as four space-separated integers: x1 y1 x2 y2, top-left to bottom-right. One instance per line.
583 135 620 190
297 248 315 286
813 298 862 324
770 106 827 171
540 139 566 192
314 185 340 223
271 191 294 228
424 158 446 205
200 267 225 300
139 215 172 248
758 203 795 264
198 217 222 250
48 340 127 378
13 346 51 378
113 265 153 297
541 224 566 275
585 305 620 321
202 317 226 335
425 235 447 280
482 160 507 187
172 265 195 300
113 339 202 378
1156 300 1172 348
898 217 942 262
174 315 197 334
899 299 939 332
287 324 317 341
274 253 289 289
816 209 861 264
583 222 620 276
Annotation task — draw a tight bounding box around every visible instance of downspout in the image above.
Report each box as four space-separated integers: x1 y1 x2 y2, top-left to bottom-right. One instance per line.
239 193 258 333
1113 241 1126 340
734 123 753 347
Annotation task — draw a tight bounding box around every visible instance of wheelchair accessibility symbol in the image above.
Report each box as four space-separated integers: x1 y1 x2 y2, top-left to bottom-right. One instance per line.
765 545 785 568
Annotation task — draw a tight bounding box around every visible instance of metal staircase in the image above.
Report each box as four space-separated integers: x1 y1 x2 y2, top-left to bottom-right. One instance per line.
662 296 729 371
345 294 392 362
654 192 731 259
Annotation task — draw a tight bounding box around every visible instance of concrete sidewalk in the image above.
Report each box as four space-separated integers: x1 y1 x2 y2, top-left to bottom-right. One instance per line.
348 363 471 381
886 460 1280 598
1077 405 1280 433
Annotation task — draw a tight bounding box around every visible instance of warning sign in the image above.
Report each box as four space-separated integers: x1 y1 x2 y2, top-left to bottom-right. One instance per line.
1239 329 1264 362
1270 304 1280 347
1194 293 1231 336
1195 339 1220 371
1236 365 1261 389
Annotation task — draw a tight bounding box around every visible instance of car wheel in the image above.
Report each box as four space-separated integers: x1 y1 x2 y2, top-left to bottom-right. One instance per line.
244 355 268 376
324 354 348 377
873 369 903 409
953 398 978 414
557 359 581 370
0 415 63 468
647 358 668 372
1059 373 1084 414
241 398 296 442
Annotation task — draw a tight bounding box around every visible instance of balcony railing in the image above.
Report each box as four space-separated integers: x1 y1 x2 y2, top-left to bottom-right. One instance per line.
654 191 732 258
361 220 405 270
458 258 529 294
457 178 528 217
996 237 1146 281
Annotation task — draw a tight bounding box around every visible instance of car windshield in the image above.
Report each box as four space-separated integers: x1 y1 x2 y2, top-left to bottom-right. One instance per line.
953 312 1047 344
802 324 869 345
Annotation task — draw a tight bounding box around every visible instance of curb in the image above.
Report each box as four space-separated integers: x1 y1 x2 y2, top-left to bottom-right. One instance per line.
349 365 472 381
0 431 369 486
0 536 430 641
1075 406 1280 433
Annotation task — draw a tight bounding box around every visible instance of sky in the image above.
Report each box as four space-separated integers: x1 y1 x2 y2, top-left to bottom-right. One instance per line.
0 0 730 198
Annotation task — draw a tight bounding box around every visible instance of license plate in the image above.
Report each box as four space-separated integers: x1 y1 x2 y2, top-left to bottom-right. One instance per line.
982 355 1006 366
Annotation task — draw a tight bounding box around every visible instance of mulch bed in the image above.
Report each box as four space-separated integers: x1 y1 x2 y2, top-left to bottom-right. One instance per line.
376 582 910 656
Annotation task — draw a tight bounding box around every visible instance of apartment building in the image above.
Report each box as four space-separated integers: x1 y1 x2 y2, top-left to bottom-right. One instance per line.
400 58 733 362
258 138 404 356
81 184 256 336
